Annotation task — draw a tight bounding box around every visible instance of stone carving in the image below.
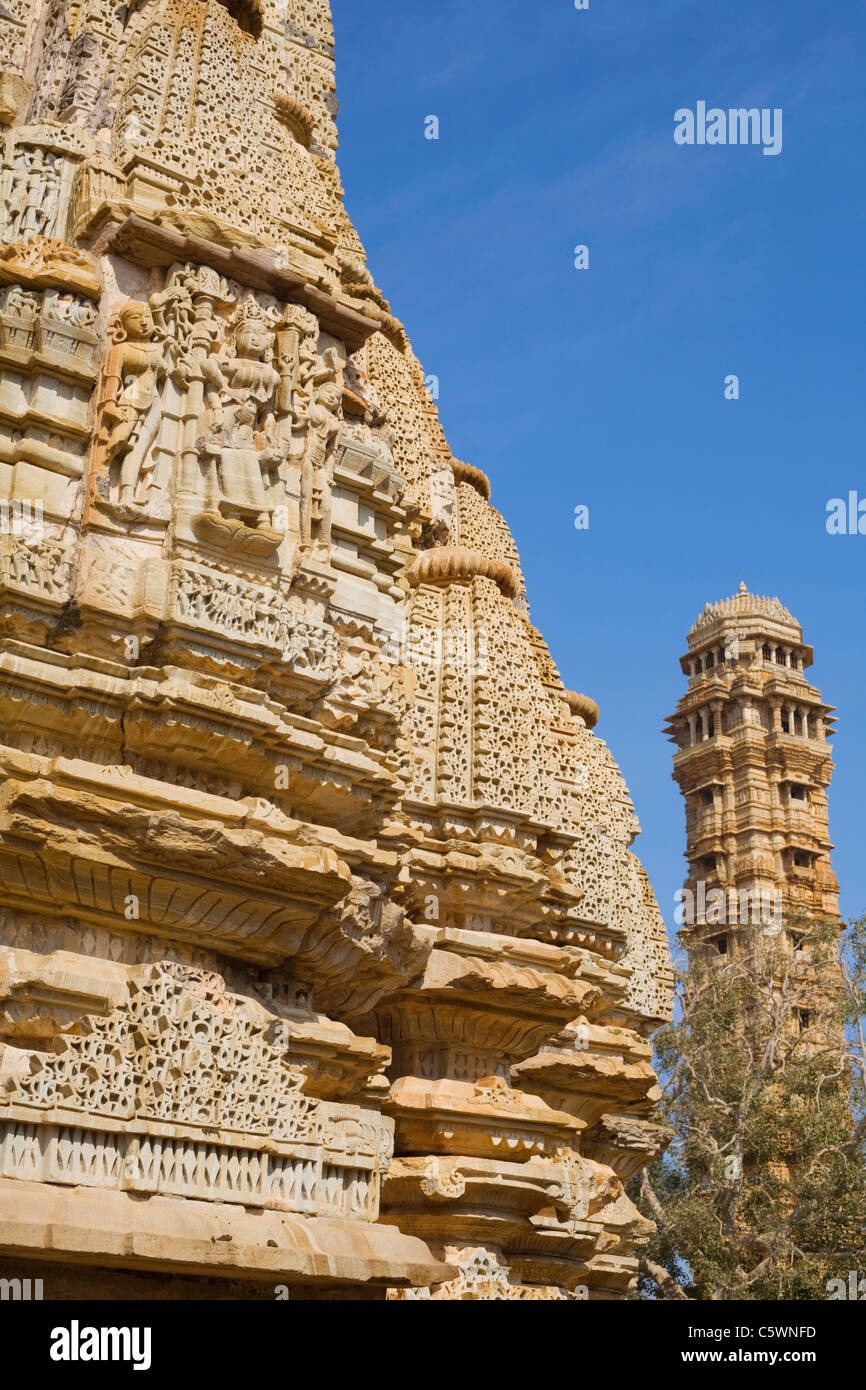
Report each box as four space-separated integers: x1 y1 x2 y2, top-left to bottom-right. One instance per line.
170 560 337 677
565 689 599 730
0 281 97 346
5 961 320 1137
57 31 105 125
405 545 520 600
392 1247 580 1301
93 292 188 520
196 296 285 550
299 376 343 553
0 0 672 1301
0 961 393 1222
104 0 332 246
0 282 38 329
450 458 491 500
86 261 350 556
365 329 443 515
0 532 75 601
171 563 286 648
0 0 37 95
41 287 97 331
0 277 100 495
4 148 62 241
0 237 100 297
420 1157 467 1199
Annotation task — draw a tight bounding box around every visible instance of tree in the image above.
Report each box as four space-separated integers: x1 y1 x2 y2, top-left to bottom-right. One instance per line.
632 914 866 1300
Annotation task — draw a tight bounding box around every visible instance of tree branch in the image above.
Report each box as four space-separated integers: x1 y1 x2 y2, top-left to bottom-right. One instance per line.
638 1255 692 1301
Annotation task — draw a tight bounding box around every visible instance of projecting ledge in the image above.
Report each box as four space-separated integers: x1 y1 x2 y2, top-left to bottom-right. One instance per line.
0 1181 454 1291
99 216 382 351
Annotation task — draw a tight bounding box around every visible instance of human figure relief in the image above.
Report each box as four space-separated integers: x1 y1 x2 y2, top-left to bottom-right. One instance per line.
299 378 343 554
196 298 284 541
42 290 98 329
296 337 340 412
1 286 40 321
95 291 189 521
342 354 400 477
298 368 343 555
6 150 61 241
5 149 35 242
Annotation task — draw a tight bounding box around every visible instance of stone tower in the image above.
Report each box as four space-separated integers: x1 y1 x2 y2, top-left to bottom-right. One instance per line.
0 0 672 1299
665 583 840 953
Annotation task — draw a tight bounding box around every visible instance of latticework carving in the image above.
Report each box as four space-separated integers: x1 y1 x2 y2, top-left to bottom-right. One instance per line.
0 0 672 1301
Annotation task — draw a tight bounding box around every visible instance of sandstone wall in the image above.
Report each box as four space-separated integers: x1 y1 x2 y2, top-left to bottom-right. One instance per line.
0 0 672 1299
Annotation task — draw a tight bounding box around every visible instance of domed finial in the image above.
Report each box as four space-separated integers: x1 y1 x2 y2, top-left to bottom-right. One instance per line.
738 581 748 594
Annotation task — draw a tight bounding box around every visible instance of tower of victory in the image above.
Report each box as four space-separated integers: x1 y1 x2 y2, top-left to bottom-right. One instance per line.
665 584 840 955
0 0 672 1299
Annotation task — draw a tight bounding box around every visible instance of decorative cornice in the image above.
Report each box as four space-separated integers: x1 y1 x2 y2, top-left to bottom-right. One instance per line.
273 90 315 147
0 238 101 299
690 582 796 635
405 546 519 599
100 216 381 351
565 690 599 730
450 458 491 501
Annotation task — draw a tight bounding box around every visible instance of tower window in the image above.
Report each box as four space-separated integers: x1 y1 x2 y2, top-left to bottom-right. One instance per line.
706 652 715 670
790 784 807 801
695 659 703 674
793 851 812 868
797 1009 811 1032
716 936 728 955
791 653 799 669
700 787 714 805
775 648 784 664
763 644 771 661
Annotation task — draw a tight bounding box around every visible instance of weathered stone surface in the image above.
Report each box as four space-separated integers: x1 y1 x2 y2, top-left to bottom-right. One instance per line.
0 0 673 1298
0 1181 452 1290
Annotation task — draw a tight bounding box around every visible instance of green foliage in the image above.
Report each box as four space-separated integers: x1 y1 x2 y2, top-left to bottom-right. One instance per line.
632 914 866 1300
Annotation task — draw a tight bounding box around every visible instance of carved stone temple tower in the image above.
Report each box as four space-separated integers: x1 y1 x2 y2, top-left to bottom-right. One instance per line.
0 0 672 1299
665 584 840 957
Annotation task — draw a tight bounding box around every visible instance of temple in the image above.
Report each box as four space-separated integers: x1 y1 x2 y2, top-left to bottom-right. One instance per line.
0 0 672 1299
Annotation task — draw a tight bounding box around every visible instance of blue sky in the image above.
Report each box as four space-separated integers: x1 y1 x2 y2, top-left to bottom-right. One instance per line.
331 0 866 947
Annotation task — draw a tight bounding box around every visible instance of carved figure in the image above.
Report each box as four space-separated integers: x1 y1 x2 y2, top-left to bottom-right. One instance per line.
8 150 61 241
300 378 342 552
96 291 188 519
2 285 39 320
197 298 283 530
5 149 35 242
43 290 97 328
